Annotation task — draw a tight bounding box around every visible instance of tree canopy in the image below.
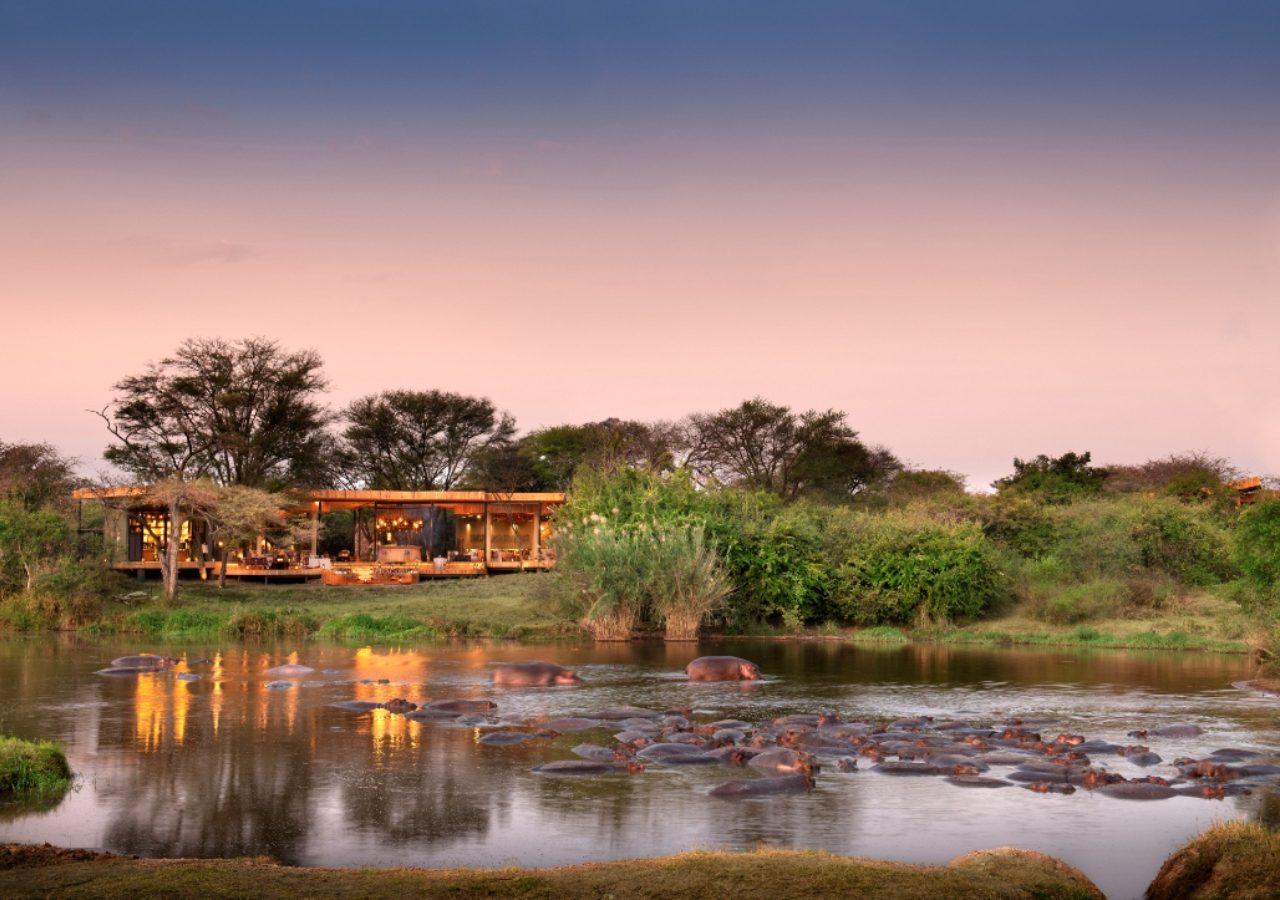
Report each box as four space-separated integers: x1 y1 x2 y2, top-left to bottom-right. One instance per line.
0 441 78 512
97 337 330 488
992 451 1109 503
340 390 516 490
682 397 897 501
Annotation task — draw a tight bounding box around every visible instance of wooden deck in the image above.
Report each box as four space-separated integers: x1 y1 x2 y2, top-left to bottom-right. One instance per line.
106 560 549 582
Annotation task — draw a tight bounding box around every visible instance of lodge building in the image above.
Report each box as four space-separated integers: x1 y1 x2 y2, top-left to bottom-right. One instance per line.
72 487 565 584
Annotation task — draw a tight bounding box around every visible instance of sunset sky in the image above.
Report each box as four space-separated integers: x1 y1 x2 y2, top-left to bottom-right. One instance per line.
2 1 1278 488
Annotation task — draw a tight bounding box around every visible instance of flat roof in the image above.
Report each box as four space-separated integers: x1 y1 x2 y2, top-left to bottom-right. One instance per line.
73 485 565 503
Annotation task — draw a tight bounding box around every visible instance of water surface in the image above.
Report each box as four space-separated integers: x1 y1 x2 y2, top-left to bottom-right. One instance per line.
0 637 1275 900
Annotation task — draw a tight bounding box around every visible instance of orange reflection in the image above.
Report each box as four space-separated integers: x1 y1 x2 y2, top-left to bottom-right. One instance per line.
133 673 165 751
351 647 427 762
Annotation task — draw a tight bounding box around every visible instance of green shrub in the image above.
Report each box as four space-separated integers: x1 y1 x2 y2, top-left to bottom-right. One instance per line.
1131 500 1235 585
834 514 1006 626
0 500 71 595
1236 499 1280 589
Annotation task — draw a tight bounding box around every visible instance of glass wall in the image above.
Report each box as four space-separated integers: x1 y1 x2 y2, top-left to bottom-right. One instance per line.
127 514 201 562
487 503 538 563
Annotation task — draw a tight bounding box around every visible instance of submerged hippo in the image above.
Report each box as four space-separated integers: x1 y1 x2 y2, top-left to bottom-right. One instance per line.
111 655 179 669
685 656 760 682
709 770 814 798
533 760 643 776
426 699 498 713
491 661 582 686
264 663 315 678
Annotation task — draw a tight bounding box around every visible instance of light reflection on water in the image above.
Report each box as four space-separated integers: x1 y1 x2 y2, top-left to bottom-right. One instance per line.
0 637 1275 900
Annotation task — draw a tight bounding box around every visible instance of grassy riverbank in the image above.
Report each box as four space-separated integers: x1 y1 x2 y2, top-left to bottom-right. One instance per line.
57 574 577 641
0 845 1102 899
0 570 1266 655
1147 821 1280 899
0 737 72 801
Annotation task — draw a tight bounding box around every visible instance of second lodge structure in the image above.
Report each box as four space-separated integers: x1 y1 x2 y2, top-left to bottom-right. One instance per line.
74 487 565 584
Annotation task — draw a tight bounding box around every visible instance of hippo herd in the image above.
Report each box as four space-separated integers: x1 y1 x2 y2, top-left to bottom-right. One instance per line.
98 652 1280 802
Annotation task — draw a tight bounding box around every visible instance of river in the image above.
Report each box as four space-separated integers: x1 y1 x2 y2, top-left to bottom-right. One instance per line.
0 637 1275 899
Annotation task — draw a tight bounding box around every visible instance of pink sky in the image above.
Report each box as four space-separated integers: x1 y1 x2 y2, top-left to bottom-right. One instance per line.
3 85 1278 490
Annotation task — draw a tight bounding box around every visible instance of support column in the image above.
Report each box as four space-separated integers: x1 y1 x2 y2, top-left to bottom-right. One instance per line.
310 501 319 558
483 502 491 569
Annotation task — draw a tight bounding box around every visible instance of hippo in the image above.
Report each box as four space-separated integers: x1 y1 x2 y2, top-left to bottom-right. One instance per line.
1023 782 1076 795
875 761 941 776
265 663 315 678
533 760 643 776
381 698 418 714
946 775 1011 788
111 655 179 669
544 717 604 733
1097 782 1178 800
95 666 165 676
331 700 382 712
572 743 627 762
709 770 814 798
748 748 814 776
686 656 760 682
491 661 582 686
426 699 498 713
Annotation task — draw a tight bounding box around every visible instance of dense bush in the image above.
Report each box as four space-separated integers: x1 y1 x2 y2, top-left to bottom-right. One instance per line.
831 514 1007 626
0 500 71 595
1236 500 1280 590
982 497 1234 586
1130 500 1236 585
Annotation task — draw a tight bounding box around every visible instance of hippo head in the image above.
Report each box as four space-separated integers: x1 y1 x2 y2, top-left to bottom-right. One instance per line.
553 670 583 685
740 661 761 680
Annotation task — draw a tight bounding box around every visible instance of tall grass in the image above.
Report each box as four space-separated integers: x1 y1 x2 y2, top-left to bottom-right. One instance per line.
553 518 732 640
0 735 72 798
650 526 732 640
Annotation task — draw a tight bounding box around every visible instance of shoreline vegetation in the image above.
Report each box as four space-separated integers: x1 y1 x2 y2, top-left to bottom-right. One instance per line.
0 844 1104 899
8 820 1277 899
0 575 1261 656
0 736 72 805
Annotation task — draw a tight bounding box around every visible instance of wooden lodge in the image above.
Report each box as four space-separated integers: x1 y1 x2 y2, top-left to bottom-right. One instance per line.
73 487 565 585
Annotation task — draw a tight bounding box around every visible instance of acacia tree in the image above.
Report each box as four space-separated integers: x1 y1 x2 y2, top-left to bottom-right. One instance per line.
95 339 331 598
152 337 331 489
510 419 679 490
194 484 290 589
340 390 516 489
0 441 78 512
682 397 896 501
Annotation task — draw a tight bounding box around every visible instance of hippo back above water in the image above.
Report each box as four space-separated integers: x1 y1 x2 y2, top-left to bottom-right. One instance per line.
492 661 582 686
111 655 179 669
686 656 760 682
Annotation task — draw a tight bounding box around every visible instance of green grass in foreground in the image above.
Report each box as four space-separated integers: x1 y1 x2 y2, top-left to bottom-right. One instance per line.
0 845 1101 900
0 736 71 799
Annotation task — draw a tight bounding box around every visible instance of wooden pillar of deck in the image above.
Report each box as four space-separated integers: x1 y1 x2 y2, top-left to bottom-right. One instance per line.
483 501 492 568
309 501 319 558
